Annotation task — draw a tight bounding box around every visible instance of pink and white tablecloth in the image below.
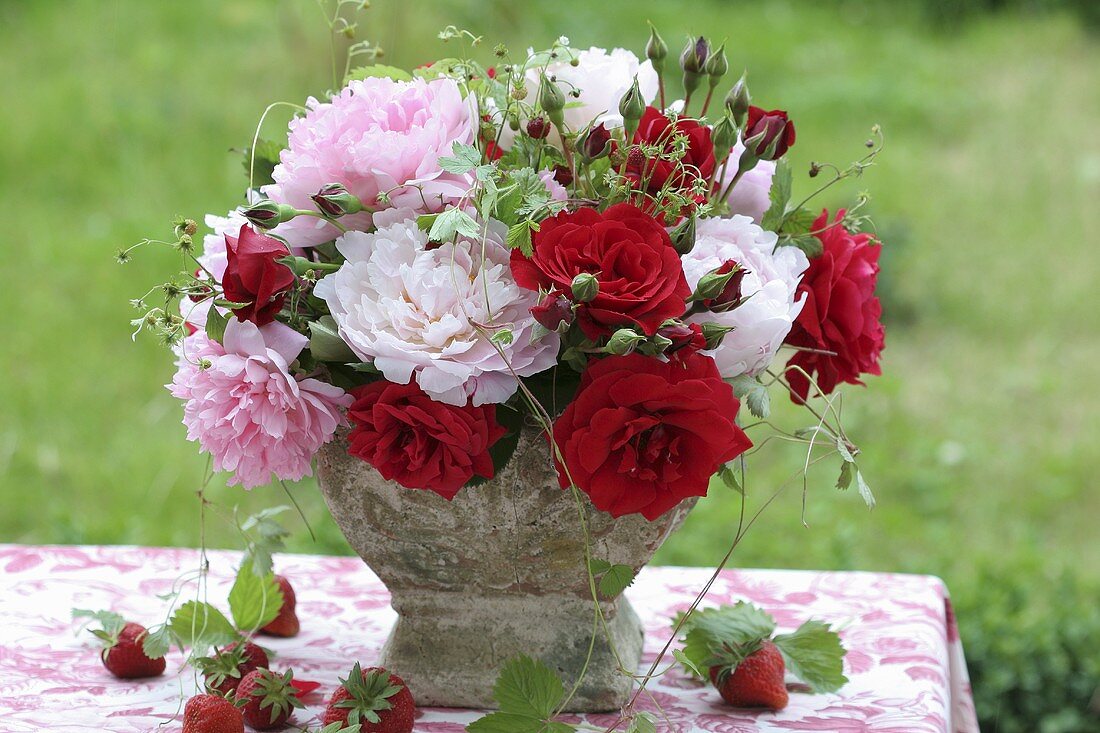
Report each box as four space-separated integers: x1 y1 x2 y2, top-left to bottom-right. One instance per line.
0 545 979 732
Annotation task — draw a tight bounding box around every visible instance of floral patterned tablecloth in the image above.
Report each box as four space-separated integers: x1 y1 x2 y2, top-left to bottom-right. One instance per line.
0 545 979 732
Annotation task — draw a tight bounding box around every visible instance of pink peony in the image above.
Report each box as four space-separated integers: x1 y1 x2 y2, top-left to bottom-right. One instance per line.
264 77 476 249
719 142 777 223
168 319 352 488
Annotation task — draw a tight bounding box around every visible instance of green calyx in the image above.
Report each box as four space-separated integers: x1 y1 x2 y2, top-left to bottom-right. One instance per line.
335 663 404 725
195 644 250 689
244 669 303 724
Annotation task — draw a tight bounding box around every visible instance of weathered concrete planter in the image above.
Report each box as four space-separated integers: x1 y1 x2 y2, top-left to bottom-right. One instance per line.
315 425 693 712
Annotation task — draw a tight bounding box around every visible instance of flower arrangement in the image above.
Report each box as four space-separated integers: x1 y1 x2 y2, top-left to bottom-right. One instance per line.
133 30 884 513
124 9 888 724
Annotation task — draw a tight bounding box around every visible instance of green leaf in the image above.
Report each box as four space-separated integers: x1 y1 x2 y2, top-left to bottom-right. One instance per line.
492 654 565 720
836 460 854 491
505 220 537 257
437 142 482 174
344 64 413 83
495 168 552 225
855 469 876 509
242 139 285 188
466 713 547 733
676 603 778 676
141 623 172 659
627 712 657 733
240 506 291 576
598 564 636 598
169 601 238 652
709 462 743 495
588 558 612 576
780 206 816 235
228 564 284 632
760 158 793 231
673 648 706 678
729 374 770 419
428 208 481 242
773 619 848 693
308 316 357 363
205 307 229 343
72 608 126 638
781 232 824 258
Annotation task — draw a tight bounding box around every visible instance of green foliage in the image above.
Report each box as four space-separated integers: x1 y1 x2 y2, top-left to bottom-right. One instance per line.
588 558 637 598
468 655 576 733
242 139 285 189
773 620 848 694
955 563 1100 733
169 600 238 653
344 64 413 83
227 562 283 632
308 316 357 363
729 374 770 420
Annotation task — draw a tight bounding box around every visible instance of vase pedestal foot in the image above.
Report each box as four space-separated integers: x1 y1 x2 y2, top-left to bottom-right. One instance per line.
379 590 644 713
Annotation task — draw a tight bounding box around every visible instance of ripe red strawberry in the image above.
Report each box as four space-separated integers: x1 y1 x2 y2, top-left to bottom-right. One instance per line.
322 663 415 732
236 668 303 730
98 621 167 679
259 575 299 637
709 640 789 710
196 640 270 695
183 693 244 733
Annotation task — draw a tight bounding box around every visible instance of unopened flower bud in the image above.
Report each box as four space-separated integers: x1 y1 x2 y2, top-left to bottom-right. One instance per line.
669 215 697 255
704 43 728 87
704 260 748 311
570 272 600 303
693 260 744 303
526 116 550 140
606 328 646 356
538 73 566 130
657 321 705 355
531 292 574 331
646 24 668 72
579 124 613 163
241 199 296 230
311 183 364 218
741 106 795 161
725 73 751 129
711 115 738 164
680 36 709 98
619 76 646 140
701 322 735 350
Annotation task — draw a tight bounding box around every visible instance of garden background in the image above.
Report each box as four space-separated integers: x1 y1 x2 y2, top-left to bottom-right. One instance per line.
1 1 1097 730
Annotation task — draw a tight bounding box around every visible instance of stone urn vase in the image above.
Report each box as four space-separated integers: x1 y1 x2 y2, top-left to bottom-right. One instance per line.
315 424 694 712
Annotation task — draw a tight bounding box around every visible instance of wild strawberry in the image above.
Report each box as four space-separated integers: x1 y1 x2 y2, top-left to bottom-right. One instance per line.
322 663 415 732
195 640 270 695
236 669 303 731
709 639 789 711
93 619 166 679
182 693 244 733
259 575 299 637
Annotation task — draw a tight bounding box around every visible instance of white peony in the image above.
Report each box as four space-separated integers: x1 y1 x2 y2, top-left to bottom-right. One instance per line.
682 216 809 378
719 142 777 223
314 210 560 406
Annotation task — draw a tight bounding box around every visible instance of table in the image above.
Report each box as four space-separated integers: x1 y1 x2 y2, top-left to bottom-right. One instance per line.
0 545 979 732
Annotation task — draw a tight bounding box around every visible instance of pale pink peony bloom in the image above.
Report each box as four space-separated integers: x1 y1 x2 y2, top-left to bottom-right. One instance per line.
168 319 352 489
719 142 777 223
314 211 560 406
682 216 808 378
263 77 476 249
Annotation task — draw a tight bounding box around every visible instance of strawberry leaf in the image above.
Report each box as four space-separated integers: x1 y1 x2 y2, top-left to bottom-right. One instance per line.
627 712 657 733
141 623 172 659
228 563 284 632
597 564 636 598
468 655 577 732
773 619 848 694
169 601 238 652
675 603 777 677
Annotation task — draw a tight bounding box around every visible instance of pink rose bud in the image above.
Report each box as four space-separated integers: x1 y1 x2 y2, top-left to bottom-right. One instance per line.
531 293 574 332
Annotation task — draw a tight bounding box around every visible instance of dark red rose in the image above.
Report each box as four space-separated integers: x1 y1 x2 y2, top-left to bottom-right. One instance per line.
785 209 884 401
346 380 507 500
704 260 748 312
658 321 707 360
743 106 796 160
221 225 295 325
553 352 752 520
579 123 614 161
626 107 715 205
531 292 574 331
510 203 690 339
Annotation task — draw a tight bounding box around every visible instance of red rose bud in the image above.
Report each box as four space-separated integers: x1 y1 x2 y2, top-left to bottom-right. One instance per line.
552 164 574 187
743 106 796 160
526 116 550 140
311 183 364 218
241 200 297 231
692 260 744 304
680 36 709 97
570 272 600 303
579 124 613 163
706 260 748 311
701 322 735 350
531 293 574 331
221 225 296 325
725 73 751 129
658 321 706 356
669 215 697 255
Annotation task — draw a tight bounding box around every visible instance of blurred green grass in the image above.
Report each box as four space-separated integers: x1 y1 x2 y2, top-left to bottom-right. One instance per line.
1 0 1098 595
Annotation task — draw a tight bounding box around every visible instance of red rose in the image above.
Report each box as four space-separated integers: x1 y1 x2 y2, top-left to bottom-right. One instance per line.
346 380 507 500
626 107 715 204
785 210 885 401
743 106 795 160
510 203 690 339
221 225 296 326
553 352 752 520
